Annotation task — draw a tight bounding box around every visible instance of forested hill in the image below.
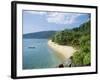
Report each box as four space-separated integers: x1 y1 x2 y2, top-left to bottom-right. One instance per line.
51 20 90 45
51 20 91 67
23 31 56 39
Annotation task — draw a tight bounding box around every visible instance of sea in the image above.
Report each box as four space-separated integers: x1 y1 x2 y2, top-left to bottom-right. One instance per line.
23 39 63 69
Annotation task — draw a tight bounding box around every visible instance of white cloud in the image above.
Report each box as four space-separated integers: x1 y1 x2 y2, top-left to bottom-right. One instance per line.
25 11 46 15
47 12 66 24
46 12 82 24
25 11 86 25
65 13 82 24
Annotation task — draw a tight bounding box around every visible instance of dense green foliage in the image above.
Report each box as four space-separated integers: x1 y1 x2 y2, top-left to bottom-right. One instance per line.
51 20 91 66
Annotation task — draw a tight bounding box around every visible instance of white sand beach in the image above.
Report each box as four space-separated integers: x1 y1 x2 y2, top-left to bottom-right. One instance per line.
48 40 76 60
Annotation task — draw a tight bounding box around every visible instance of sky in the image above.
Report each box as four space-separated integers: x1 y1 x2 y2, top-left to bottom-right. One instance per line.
23 10 90 34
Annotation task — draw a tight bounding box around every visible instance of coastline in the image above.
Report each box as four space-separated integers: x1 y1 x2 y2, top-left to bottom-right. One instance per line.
48 40 76 60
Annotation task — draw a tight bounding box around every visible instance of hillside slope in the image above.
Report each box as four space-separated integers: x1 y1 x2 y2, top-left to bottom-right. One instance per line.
23 31 56 39
51 20 91 67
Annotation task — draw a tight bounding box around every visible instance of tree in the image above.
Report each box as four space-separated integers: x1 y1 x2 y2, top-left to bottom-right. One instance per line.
72 51 83 66
83 53 91 65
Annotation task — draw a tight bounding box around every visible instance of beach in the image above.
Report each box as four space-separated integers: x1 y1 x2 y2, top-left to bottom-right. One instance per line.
48 40 76 60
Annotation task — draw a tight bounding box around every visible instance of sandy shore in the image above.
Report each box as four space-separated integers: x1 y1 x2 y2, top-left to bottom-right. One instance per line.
48 40 76 60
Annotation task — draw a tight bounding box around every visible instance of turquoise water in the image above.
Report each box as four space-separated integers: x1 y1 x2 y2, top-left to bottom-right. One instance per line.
23 39 63 69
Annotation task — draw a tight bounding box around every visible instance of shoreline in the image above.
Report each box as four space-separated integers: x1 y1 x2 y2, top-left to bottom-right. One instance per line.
48 40 76 60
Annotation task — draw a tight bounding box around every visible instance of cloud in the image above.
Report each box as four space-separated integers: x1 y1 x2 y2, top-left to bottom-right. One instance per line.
47 12 66 24
46 12 83 24
25 11 88 25
25 11 46 15
64 13 82 24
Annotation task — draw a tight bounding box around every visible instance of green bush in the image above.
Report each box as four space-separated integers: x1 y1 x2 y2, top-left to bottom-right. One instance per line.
72 51 83 66
83 53 91 65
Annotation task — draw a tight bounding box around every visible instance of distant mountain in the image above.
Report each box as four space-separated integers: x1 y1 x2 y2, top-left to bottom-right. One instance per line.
23 31 56 39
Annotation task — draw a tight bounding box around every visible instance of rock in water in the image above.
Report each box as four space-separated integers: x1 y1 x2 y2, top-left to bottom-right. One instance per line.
63 58 72 67
58 64 64 68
